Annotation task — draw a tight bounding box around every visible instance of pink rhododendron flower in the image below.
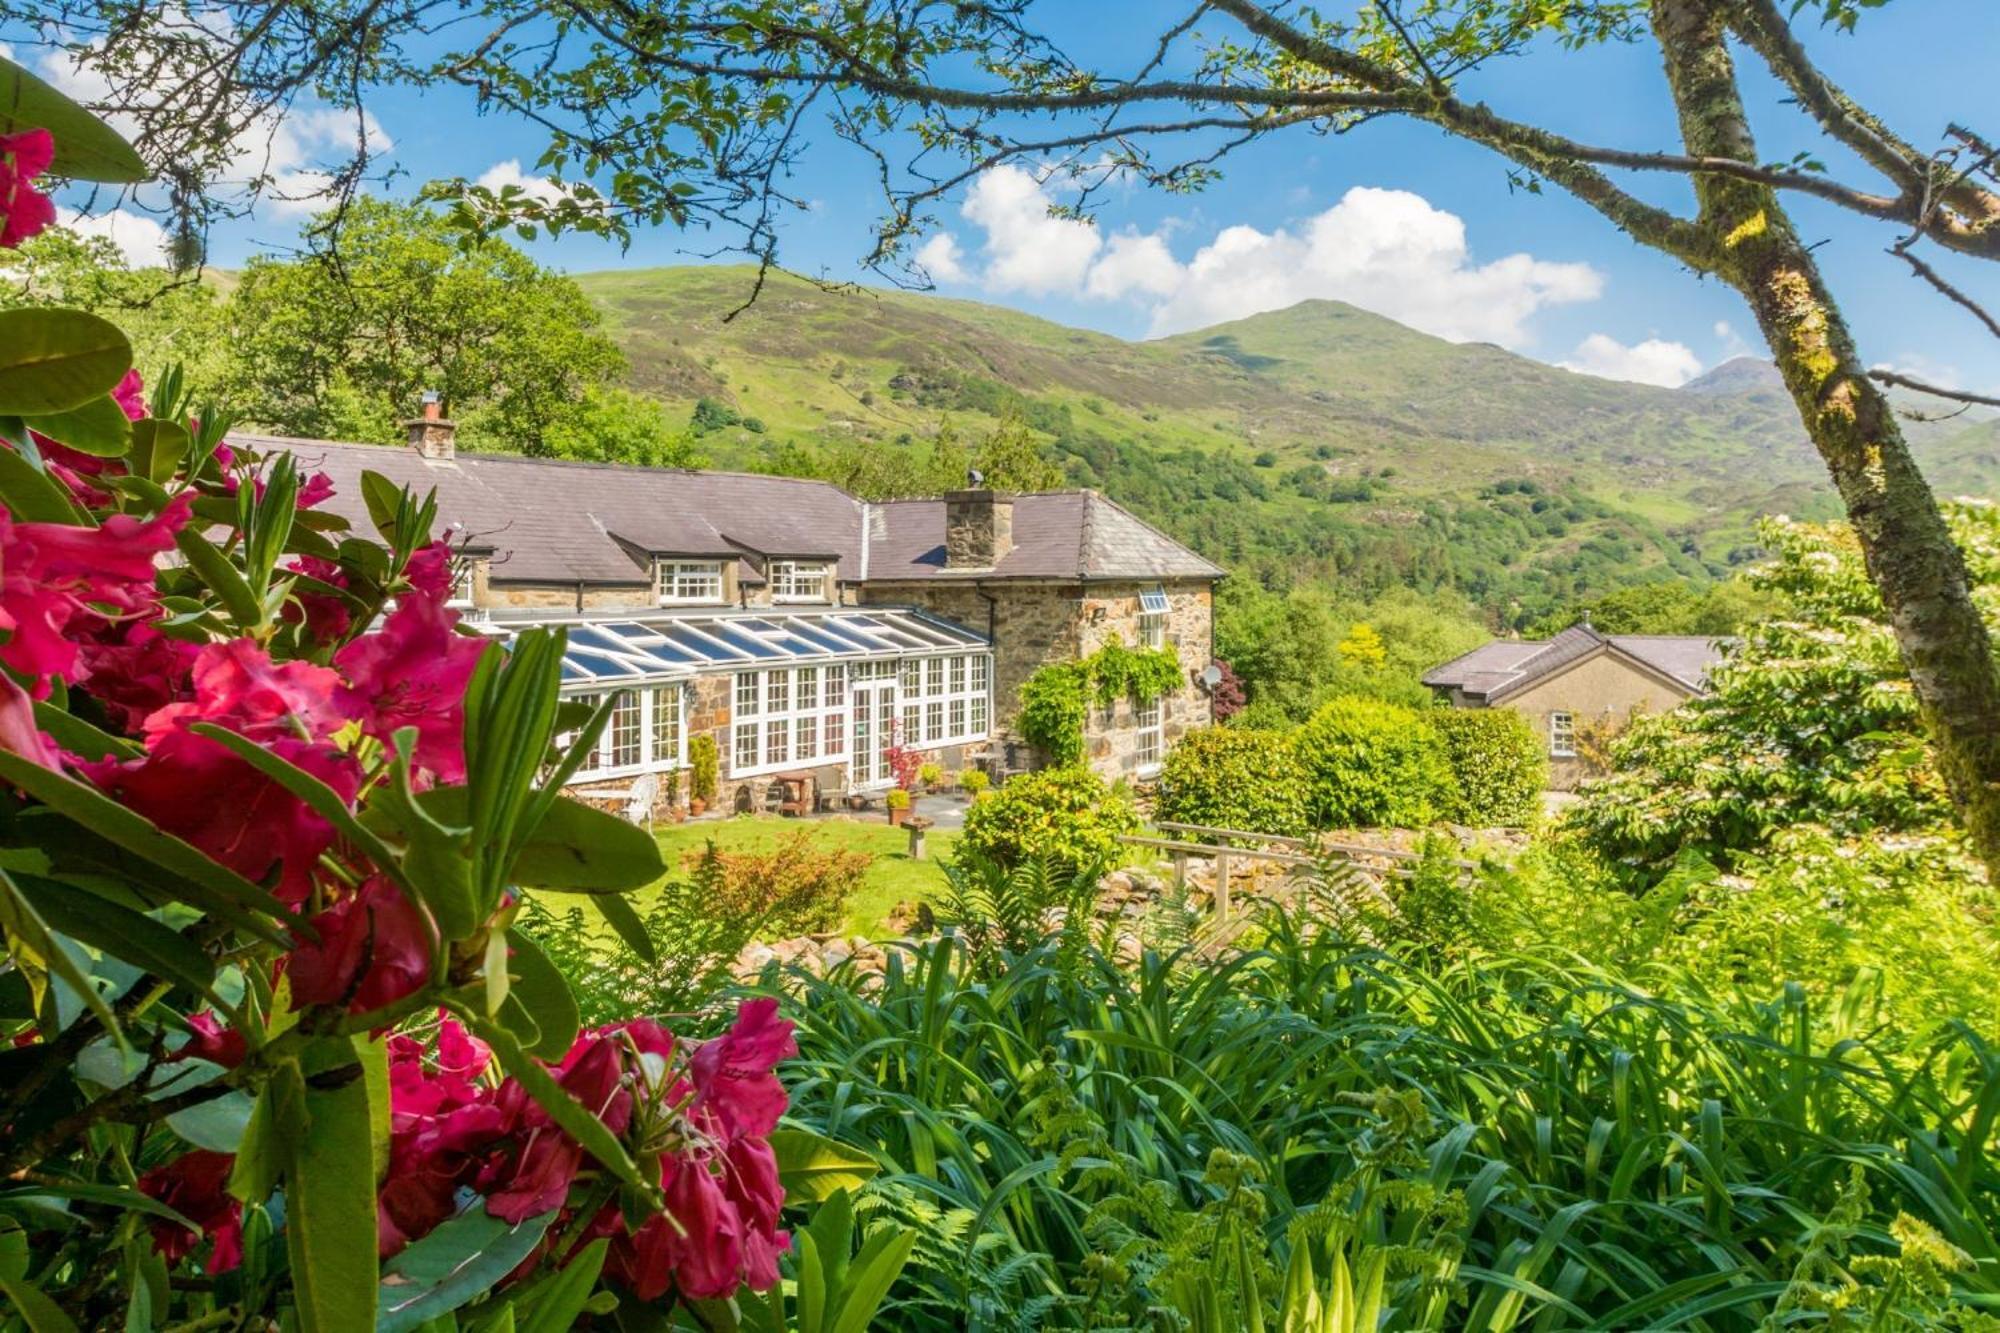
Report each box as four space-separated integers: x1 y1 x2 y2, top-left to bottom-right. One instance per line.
138 1150 244 1274
287 877 431 1014
112 369 147 420
0 129 56 249
0 670 61 771
169 1011 247 1069
282 554 353 646
141 637 348 744
335 542 483 783
74 623 200 733
297 470 336 510
0 495 191 694
688 997 796 1140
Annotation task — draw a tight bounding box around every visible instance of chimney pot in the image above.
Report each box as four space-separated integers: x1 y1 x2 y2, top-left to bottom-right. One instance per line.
406 390 456 459
943 488 1013 570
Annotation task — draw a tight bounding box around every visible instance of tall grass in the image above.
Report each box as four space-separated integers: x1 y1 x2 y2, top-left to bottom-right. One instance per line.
771 914 2000 1329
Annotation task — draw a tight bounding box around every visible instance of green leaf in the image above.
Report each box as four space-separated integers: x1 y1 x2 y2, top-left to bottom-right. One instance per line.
279 1038 383 1333
502 927 579 1060
591 892 656 963
0 433 89 523
19 394 132 457
129 418 191 486
0 309 134 416
0 864 118 1036
770 1129 882 1206
513 1236 608 1333
0 55 148 182
0 749 299 944
166 1088 257 1154
12 873 222 1006
0 1180 196 1233
175 530 263 629
32 701 140 762
376 1206 558 1333
828 1224 916 1333
361 470 410 546
415 787 665 893
454 1006 656 1202
0 1272 79 1332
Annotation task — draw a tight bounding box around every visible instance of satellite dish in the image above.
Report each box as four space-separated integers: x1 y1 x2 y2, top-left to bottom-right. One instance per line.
1197 663 1224 690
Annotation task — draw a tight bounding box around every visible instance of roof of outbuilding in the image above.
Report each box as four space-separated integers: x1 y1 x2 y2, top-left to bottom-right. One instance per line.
254 436 1223 586
1422 623 1726 702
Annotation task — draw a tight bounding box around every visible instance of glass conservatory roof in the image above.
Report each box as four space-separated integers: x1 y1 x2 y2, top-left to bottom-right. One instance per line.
482 607 991 688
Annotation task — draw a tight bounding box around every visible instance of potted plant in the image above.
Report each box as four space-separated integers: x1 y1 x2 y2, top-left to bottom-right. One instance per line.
689 733 718 815
959 767 990 798
918 761 945 793
885 786 911 826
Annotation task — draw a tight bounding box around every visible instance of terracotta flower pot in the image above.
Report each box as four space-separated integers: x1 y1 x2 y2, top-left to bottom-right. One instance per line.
689 798 707 816
887 805 907 827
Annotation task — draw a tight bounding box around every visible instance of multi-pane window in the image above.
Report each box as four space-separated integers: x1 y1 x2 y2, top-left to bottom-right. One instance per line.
884 653 994 752
769 561 832 602
568 685 687 779
1135 696 1163 772
729 666 849 777
1139 586 1170 651
1549 711 1576 758
654 560 724 604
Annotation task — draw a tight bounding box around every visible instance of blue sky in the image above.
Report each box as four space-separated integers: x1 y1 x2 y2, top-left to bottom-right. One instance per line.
18 3 2000 391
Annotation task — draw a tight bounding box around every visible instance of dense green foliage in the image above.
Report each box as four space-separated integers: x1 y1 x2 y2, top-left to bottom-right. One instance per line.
959 766 1139 876
1524 575 1776 637
1153 727 1311 837
1293 697 1455 829
1428 709 1546 827
774 907 2000 1330
1562 509 1982 879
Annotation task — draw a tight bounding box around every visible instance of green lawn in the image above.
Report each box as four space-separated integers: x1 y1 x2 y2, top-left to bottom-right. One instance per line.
637 813 958 939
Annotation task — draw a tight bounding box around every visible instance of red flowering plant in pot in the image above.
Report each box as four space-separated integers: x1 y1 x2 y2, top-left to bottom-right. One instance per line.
0 59 910 1332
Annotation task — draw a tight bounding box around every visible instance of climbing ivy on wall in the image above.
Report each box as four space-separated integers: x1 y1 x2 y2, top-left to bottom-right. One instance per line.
1018 642 1185 764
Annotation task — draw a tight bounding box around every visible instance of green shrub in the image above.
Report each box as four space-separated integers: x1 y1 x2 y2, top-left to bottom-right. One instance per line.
958 767 991 795
918 761 944 788
1293 695 1454 828
1428 708 1545 826
960 764 1139 875
689 731 719 802
885 787 911 810
1153 727 1310 837
680 830 870 936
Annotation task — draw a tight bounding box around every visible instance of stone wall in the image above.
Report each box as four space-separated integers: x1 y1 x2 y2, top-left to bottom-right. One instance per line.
1482 653 1696 790
1076 580 1213 782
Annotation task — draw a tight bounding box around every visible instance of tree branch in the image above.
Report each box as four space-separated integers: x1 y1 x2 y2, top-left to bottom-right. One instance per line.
1868 368 2000 410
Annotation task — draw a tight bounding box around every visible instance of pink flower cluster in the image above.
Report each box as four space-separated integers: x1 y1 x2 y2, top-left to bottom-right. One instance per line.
141 1003 797 1302
0 129 55 248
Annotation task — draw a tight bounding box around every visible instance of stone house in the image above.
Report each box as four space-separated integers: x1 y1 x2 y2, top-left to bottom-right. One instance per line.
260 409 1223 814
1422 623 1724 789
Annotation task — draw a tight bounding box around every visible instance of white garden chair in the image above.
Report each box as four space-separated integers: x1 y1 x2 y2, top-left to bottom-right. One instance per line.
594 771 658 830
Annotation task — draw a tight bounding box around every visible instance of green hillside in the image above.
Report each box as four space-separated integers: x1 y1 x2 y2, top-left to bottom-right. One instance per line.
573 264 1995 626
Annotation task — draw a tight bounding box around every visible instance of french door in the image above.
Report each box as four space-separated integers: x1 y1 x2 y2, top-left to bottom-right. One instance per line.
850 677 897 787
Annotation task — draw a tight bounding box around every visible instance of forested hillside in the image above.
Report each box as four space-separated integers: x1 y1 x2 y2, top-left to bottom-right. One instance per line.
577 265 2000 626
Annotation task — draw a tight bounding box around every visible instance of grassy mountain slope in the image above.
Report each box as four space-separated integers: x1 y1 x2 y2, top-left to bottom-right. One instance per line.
573 264 1995 625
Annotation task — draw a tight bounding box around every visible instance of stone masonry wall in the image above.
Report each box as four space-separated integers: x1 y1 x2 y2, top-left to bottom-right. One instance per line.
1076 580 1213 782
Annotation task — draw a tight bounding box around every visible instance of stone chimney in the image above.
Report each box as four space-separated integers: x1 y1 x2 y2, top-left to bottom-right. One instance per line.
944 489 1014 569
405 390 456 460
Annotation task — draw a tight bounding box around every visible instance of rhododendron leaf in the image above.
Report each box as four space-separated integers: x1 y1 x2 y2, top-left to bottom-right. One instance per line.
0 865 119 1038
0 56 148 183
0 750 299 944
165 1088 256 1155
18 393 130 457
30 702 139 762
278 1040 382 1333
453 1006 658 1202
12 873 223 1008
173 531 262 629
376 1206 557 1333
0 1180 195 1233
99 473 172 510
0 1269 77 1332
410 788 664 893
512 1236 608 1333
0 309 132 416
227 1085 281 1206
128 418 191 486
0 435 90 524
770 1130 882 1206
358 777 478 943
501 927 579 1059
590 893 656 964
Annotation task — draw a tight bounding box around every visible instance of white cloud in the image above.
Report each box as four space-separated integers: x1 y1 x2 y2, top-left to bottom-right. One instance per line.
1874 354 1962 389
931 173 1603 349
959 166 1102 296
914 232 969 283
475 159 571 207
57 206 169 266
1561 333 1704 387
1713 320 1733 339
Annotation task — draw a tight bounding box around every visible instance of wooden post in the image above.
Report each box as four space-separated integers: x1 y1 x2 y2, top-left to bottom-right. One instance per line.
1173 851 1188 890
1214 852 1231 924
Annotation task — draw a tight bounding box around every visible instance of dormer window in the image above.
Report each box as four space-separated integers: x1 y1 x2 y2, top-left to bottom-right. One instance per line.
769 560 833 603
654 559 724 604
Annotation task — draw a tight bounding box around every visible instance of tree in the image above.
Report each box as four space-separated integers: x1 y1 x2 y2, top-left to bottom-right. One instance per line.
222 197 624 452
0 226 228 384
20 1 2000 873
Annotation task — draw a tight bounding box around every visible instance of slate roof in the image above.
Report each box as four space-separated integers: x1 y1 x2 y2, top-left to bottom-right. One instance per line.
866 491 1224 581
1422 624 1725 703
252 437 1222 586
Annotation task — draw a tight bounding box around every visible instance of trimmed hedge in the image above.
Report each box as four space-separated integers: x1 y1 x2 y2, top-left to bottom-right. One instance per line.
960 765 1140 875
1294 695 1457 829
1154 727 1311 837
1430 707 1546 827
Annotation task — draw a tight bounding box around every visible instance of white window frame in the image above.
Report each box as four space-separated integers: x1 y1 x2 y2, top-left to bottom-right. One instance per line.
729 665 850 778
1549 710 1576 758
769 560 833 603
1134 695 1163 774
1139 586 1169 651
890 652 994 753
567 684 688 781
654 559 725 605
